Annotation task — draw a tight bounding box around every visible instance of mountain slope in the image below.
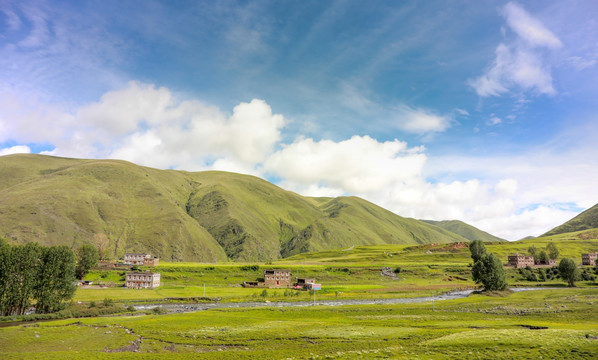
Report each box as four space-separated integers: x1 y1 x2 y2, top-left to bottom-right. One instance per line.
422 220 506 242
542 203 598 237
0 154 465 261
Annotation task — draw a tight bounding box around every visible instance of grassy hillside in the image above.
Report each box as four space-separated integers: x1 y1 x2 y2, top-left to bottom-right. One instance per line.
422 219 506 242
543 203 598 236
0 154 464 262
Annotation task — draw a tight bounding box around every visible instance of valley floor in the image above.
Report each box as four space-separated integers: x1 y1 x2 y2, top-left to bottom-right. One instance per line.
1 288 597 359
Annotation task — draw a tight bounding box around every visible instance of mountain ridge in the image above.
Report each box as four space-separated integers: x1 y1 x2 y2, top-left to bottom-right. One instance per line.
0 154 487 261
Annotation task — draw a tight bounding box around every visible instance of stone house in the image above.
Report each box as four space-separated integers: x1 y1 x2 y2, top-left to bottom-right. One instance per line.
125 271 161 289
243 269 292 288
143 257 160 266
507 254 535 268
582 252 598 266
124 253 159 266
264 269 291 287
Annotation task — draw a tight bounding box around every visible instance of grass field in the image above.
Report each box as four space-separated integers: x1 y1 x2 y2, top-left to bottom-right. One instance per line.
2 288 597 359
2 231 598 358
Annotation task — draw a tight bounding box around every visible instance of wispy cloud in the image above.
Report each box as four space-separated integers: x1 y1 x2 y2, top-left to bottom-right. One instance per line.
469 2 562 97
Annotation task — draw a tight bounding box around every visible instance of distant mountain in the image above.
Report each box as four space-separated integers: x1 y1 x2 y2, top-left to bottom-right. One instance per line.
542 203 598 237
421 220 506 242
0 154 466 262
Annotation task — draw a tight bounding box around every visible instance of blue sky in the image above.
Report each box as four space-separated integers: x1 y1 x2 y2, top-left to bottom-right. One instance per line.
1 0 597 240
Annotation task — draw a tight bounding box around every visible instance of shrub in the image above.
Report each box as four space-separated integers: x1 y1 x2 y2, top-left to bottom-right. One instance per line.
240 265 259 271
393 267 402 274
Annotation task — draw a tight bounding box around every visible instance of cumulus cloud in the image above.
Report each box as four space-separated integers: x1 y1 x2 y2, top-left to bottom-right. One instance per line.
264 135 427 194
2 81 285 173
1 81 593 241
0 145 31 156
469 2 561 97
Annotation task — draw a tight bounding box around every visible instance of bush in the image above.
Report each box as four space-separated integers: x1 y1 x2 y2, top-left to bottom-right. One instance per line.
240 265 259 271
393 267 402 274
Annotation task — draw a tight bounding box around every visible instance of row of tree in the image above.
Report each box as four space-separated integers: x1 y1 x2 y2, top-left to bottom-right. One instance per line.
528 243 559 261
0 239 98 316
469 240 582 289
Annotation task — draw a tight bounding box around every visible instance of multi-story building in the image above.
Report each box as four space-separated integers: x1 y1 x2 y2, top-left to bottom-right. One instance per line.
582 252 598 266
125 271 161 289
124 253 159 266
263 269 291 287
507 254 535 268
124 253 151 265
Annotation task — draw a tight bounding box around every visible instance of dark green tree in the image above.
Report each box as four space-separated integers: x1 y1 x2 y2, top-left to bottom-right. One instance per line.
546 243 559 260
0 238 11 315
472 253 508 291
34 246 76 313
8 243 43 315
75 244 98 280
558 258 579 287
527 246 538 258
469 240 487 263
537 250 549 263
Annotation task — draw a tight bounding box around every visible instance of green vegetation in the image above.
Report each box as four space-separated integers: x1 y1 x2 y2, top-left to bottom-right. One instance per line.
472 254 508 290
559 258 580 287
423 219 506 242
0 154 470 262
469 239 487 263
543 202 598 236
75 244 98 280
1 288 597 359
0 241 76 315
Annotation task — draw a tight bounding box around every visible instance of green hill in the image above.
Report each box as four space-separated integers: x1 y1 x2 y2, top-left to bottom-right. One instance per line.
0 154 465 262
542 203 598 237
421 219 506 242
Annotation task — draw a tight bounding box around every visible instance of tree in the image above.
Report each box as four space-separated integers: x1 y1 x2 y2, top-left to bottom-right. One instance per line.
93 233 110 260
537 250 549 263
75 244 98 280
472 253 508 291
527 246 538 258
34 246 76 313
469 240 487 263
546 243 559 260
558 258 579 287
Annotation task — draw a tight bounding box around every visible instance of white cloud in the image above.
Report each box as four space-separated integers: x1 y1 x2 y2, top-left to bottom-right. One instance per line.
487 117 502 126
264 135 427 194
0 145 31 156
503 2 562 49
394 104 453 134
470 2 561 97
1 81 593 242
1 82 286 174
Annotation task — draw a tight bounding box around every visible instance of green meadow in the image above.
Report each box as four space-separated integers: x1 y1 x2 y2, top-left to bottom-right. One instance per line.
2 232 598 358
2 288 597 359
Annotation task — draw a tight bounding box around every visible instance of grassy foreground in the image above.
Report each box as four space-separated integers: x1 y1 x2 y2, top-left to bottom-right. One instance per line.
1 288 597 359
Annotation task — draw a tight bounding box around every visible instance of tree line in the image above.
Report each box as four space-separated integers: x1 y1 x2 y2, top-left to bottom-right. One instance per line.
0 238 97 316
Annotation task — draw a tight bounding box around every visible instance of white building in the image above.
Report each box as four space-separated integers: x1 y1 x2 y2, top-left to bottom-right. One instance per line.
126 271 161 289
124 253 152 265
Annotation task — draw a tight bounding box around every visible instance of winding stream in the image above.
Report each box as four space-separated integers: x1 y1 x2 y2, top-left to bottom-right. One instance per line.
132 287 557 314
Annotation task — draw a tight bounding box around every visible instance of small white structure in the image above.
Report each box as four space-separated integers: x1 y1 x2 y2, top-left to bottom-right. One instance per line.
124 253 152 265
126 271 161 289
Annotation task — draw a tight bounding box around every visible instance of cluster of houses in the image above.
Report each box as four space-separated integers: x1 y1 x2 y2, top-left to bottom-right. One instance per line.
507 252 598 268
123 253 160 266
123 252 161 289
243 269 321 290
507 254 557 268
